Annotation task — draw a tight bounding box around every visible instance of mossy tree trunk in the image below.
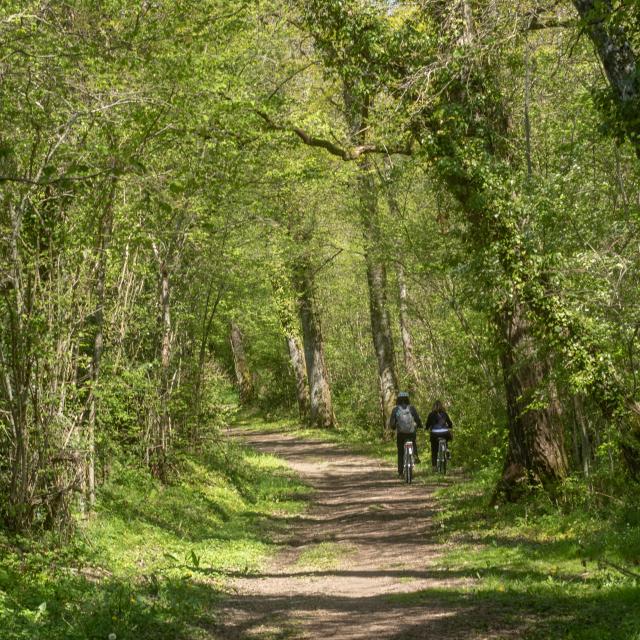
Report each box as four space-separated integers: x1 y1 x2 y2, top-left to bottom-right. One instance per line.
287 334 311 422
495 302 568 500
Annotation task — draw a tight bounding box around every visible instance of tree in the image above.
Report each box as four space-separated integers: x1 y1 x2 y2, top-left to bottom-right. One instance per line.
572 0 640 157
290 0 623 491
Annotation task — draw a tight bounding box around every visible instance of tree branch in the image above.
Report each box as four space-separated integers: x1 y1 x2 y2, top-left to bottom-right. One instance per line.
598 558 640 580
312 248 344 277
0 170 109 185
521 2 575 31
527 15 576 30
255 110 413 161
266 62 317 101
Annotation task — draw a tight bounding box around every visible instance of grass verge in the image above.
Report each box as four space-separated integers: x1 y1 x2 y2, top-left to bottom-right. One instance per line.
0 437 310 640
416 468 640 639
234 410 398 464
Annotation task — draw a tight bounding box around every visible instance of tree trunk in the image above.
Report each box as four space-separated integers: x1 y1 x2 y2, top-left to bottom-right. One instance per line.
155 262 171 479
380 168 419 387
424 0 570 495
294 258 335 429
149 244 172 480
193 278 225 444
570 1 640 474
230 320 254 403
494 302 568 501
286 334 311 421
524 37 533 179
85 175 117 507
462 0 476 44
6 199 33 531
344 87 399 430
159 261 171 458
397 262 418 386
573 395 591 477
573 0 640 158
270 267 311 422
364 248 398 430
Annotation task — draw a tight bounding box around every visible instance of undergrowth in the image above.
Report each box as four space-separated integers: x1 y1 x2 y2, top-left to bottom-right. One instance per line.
0 436 310 640
429 468 640 639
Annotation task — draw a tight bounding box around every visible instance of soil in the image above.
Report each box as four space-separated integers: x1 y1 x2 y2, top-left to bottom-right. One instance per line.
213 428 524 640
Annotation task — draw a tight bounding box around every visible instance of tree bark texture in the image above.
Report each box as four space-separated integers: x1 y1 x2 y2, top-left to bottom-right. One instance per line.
270 268 311 422
380 169 419 387
294 259 335 429
286 334 311 421
344 87 399 430
148 245 172 480
425 0 570 495
6 199 33 530
364 249 398 430
359 166 399 430
230 320 254 403
495 302 568 501
156 260 172 478
396 262 418 385
572 395 592 477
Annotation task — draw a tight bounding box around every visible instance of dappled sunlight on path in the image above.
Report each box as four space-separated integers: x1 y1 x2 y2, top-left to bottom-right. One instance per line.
213 428 522 640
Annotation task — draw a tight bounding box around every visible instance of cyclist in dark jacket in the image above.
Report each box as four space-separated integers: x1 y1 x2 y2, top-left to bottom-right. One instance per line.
389 391 424 476
426 399 453 469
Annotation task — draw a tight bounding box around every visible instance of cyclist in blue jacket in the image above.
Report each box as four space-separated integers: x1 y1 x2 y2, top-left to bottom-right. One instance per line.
389 391 424 476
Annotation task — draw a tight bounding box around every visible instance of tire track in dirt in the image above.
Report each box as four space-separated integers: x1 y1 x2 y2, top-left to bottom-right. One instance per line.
213 428 523 640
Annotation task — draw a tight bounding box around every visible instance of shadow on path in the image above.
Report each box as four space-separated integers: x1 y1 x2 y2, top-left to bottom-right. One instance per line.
211 427 638 640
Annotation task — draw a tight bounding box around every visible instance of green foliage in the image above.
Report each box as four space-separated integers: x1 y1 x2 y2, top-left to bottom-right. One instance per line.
2 4 640 626
427 471 640 639
0 435 309 639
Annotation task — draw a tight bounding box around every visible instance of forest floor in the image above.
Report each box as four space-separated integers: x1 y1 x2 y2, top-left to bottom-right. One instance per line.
214 425 522 640
2 415 638 639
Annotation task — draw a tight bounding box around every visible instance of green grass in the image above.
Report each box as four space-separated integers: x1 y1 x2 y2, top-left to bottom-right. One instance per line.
234 410 400 464
405 468 640 639
10 412 636 639
295 541 354 571
0 437 310 640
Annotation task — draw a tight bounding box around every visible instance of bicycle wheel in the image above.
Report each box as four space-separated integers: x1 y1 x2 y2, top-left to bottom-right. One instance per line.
404 453 412 483
437 439 446 474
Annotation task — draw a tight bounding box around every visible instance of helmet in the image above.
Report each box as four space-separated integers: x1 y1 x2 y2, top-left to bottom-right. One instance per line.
397 391 410 402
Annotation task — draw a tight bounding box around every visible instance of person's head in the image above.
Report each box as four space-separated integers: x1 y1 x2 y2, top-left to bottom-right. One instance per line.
432 399 444 412
397 391 410 406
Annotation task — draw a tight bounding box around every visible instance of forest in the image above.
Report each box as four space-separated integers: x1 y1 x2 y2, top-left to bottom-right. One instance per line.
1 1 640 639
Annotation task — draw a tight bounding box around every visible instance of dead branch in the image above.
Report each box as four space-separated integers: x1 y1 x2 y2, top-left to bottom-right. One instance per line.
598 558 640 580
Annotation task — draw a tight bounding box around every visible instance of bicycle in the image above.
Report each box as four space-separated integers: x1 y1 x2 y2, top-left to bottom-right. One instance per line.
403 440 415 484
432 428 451 474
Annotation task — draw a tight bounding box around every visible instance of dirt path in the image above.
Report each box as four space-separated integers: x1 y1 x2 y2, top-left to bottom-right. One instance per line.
214 428 522 640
